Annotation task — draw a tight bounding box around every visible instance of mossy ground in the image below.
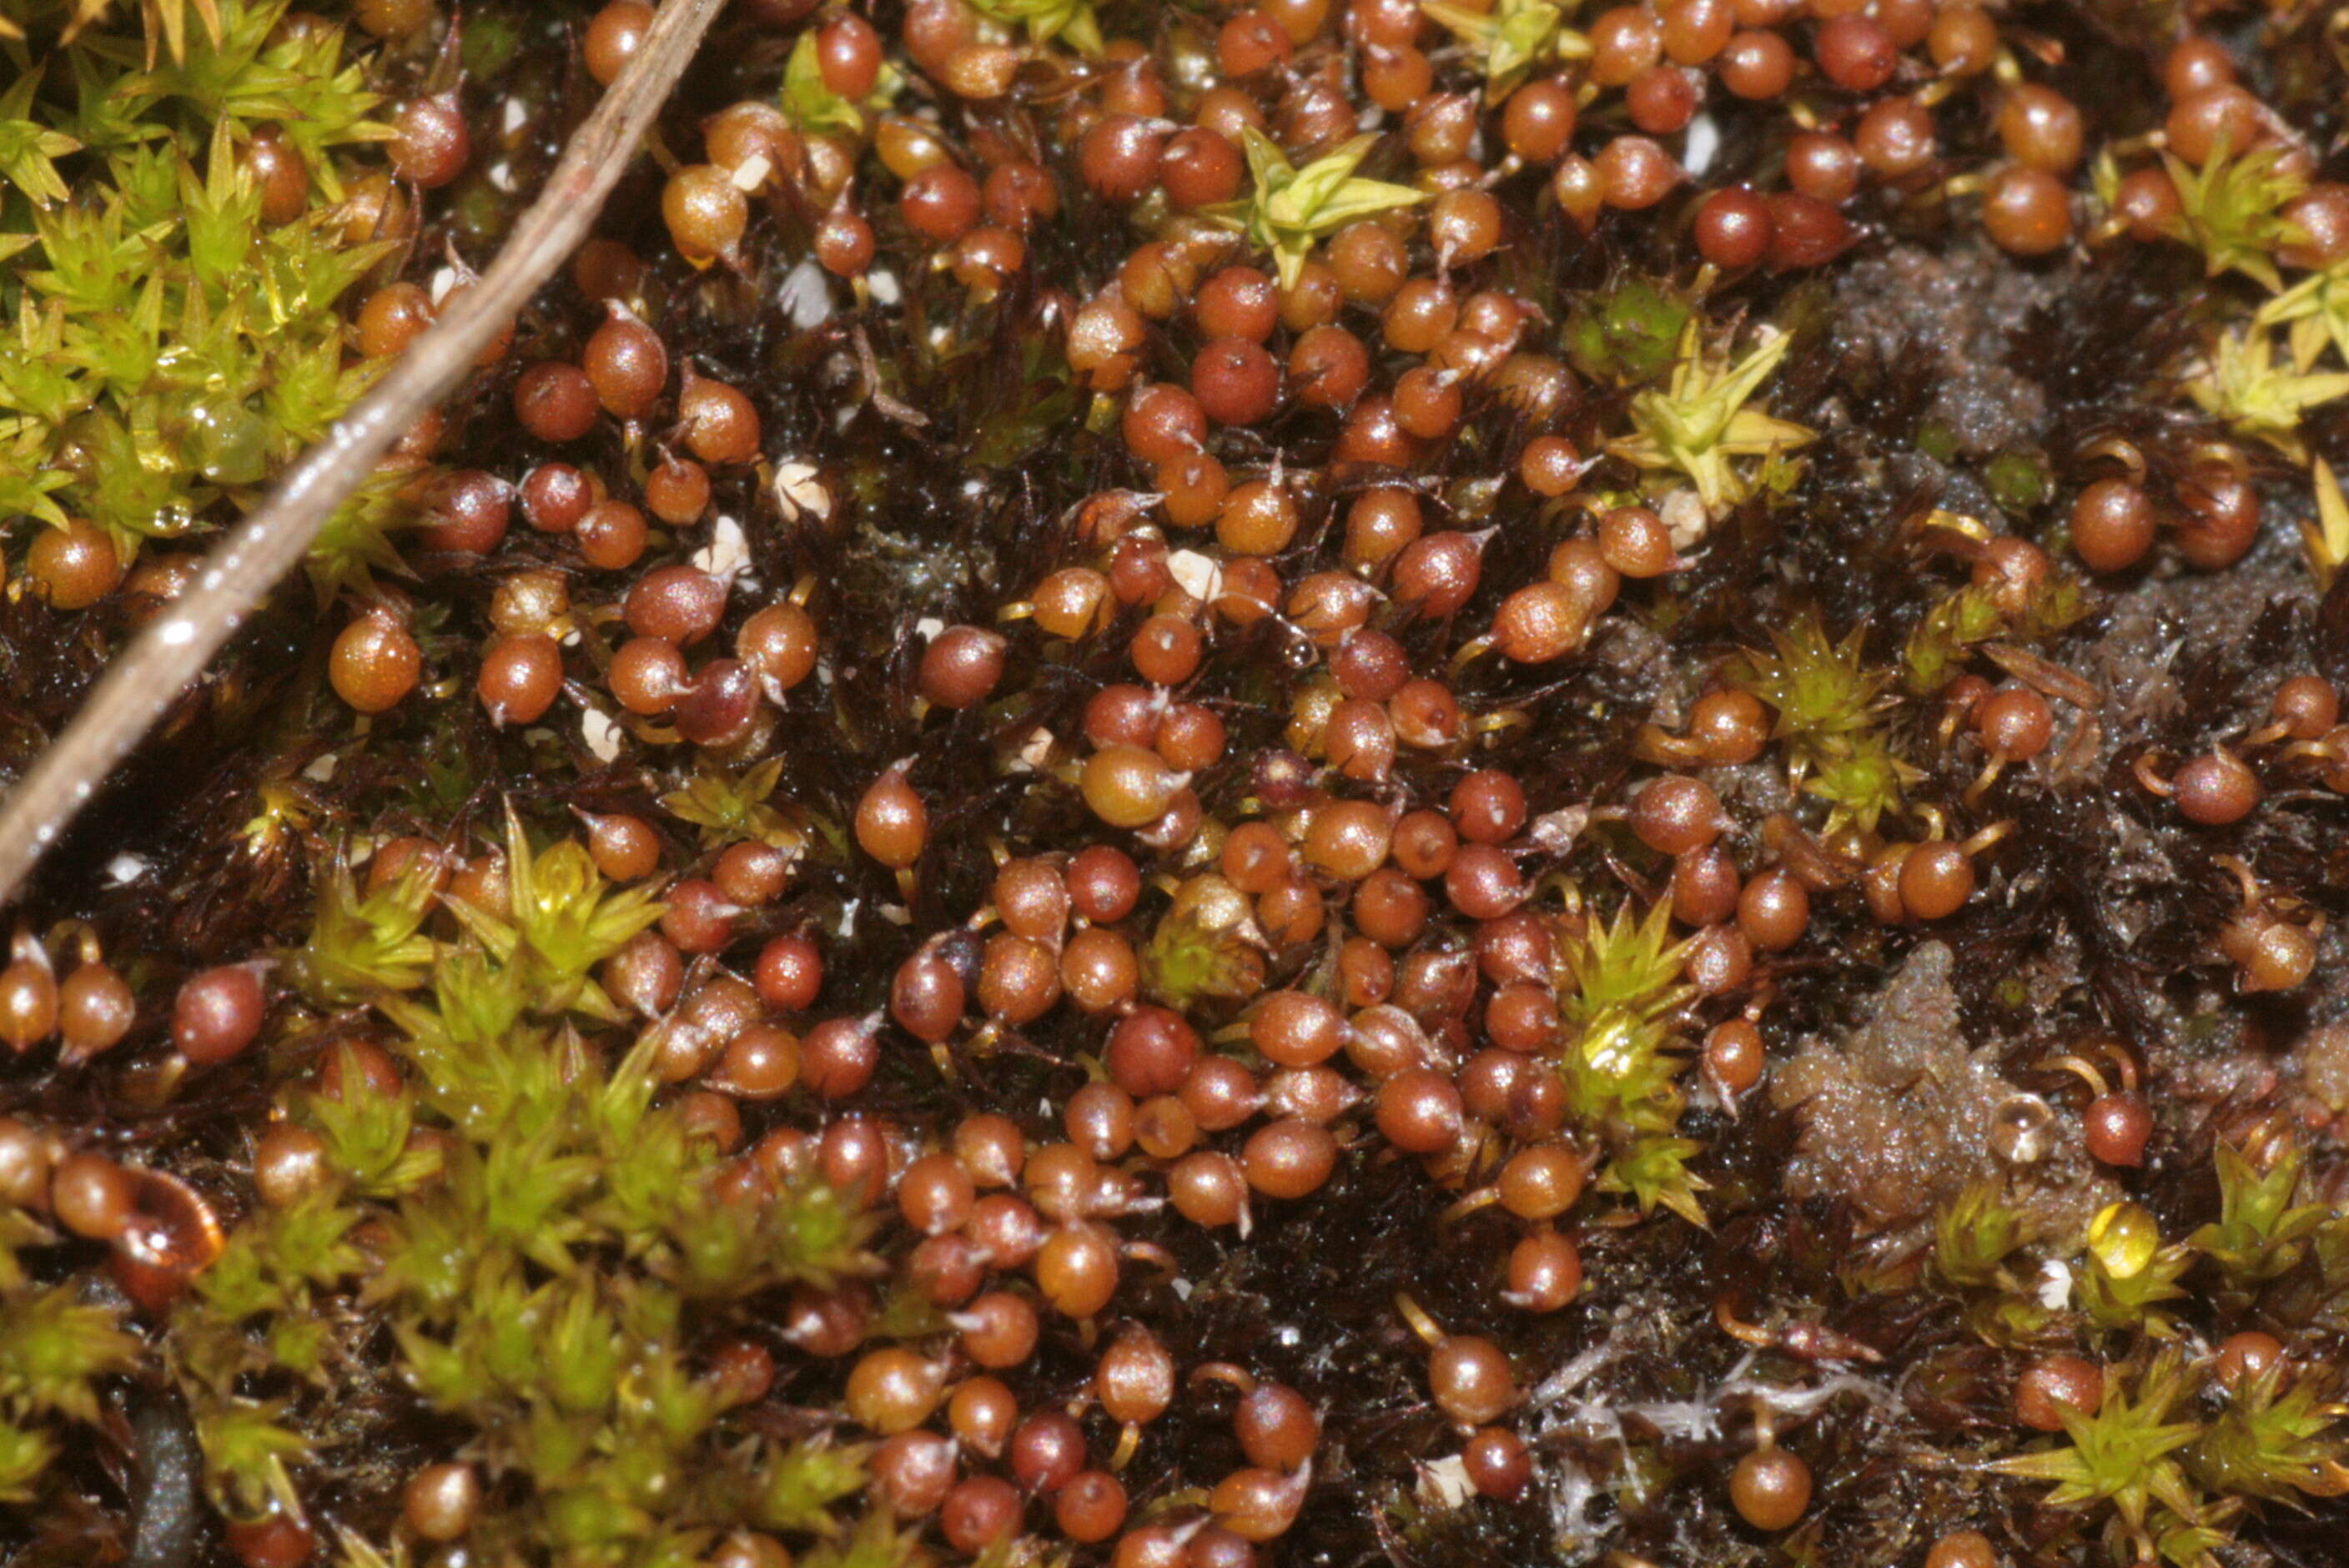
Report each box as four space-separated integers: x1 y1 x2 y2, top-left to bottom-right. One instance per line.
4 0 2349 1565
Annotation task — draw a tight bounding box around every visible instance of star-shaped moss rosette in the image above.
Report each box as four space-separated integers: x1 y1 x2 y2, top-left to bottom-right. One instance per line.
2188 1140 2331 1291
660 756 812 853
968 0 1104 55
1421 0 1591 101
1207 127 1427 291
1608 319 1814 511
1993 1350 2206 1544
0 75 82 209
2186 324 2349 462
2256 259 2349 372
1560 897 1707 1227
440 805 667 1023
2186 1362 2349 1506
2157 143 2305 293
1726 611 1919 833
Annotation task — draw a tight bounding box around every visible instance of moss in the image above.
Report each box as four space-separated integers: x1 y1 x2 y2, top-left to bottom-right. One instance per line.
3 1 2349 1565
1725 611 1917 834
1563 276 1691 386
1558 897 1702 1224
0 1 389 554
0 1279 138 1498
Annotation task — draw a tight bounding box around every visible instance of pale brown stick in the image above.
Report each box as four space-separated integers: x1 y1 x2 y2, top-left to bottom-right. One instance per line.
0 0 727 907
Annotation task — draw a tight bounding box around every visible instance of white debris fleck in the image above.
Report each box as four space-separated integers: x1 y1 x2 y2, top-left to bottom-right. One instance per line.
106 853 147 885
501 97 529 135
1008 726 1055 774
1527 805 1590 856
729 153 772 192
915 616 946 641
777 256 832 330
1417 1455 1475 1510
1167 549 1223 605
581 706 623 762
426 265 459 307
2038 1258 2074 1311
1684 112 1722 177
692 515 753 581
301 752 339 782
773 459 832 522
868 269 902 305
487 160 516 193
1662 486 1710 550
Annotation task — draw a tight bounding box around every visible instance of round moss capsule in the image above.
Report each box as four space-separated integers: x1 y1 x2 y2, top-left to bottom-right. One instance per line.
174 965 265 1064
403 1463 481 1542
663 164 748 262
2015 1354 2103 1431
1427 1335 1516 1425
1730 1446 1811 1530
854 766 928 867
1081 744 1183 829
28 520 123 611
329 613 420 715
